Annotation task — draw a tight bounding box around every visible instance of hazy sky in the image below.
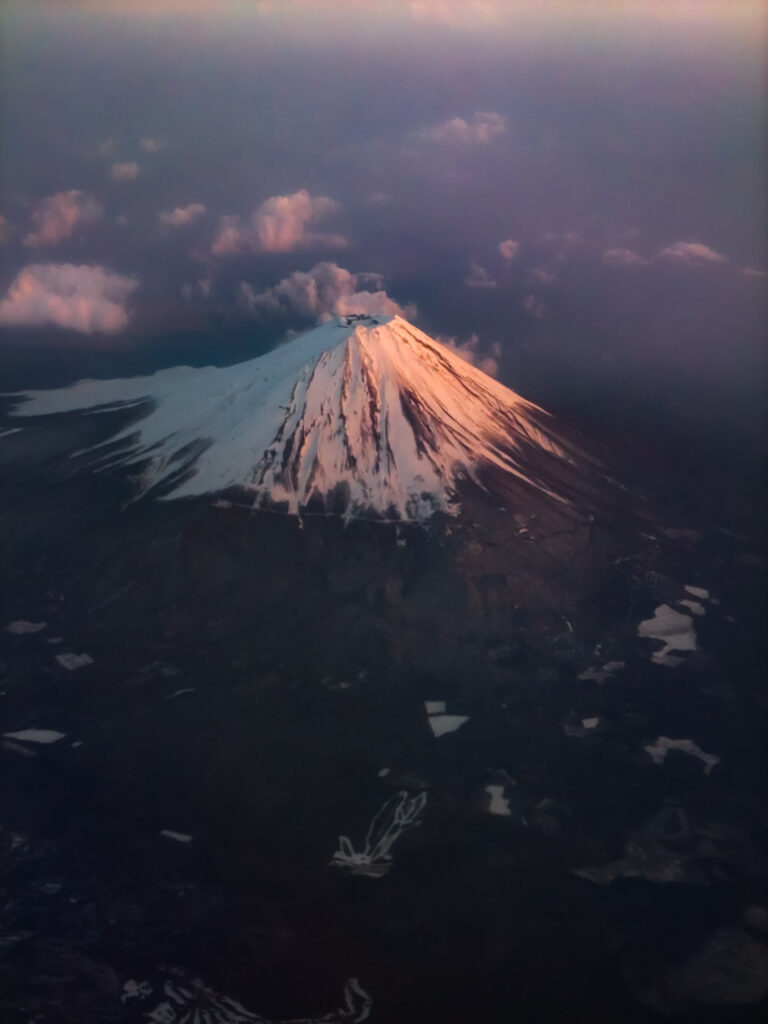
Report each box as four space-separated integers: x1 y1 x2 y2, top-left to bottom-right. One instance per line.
0 0 765 453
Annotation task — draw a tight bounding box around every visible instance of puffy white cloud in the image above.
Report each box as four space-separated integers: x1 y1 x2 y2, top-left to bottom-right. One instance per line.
463 263 497 289
140 137 164 152
419 111 506 145
498 238 519 260
0 263 138 334
111 161 139 181
655 241 726 265
158 202 206 227
239 261 413 322
437 333 500 378
212 189 346 255
23 190 102 248
602 247 647 267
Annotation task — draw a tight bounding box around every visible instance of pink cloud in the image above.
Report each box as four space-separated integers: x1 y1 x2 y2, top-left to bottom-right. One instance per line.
498 239 519 260
111 161 139 181
528 267 556 284
523 293 546 318
602 247 647 267
437 333 500 377
0 263 138 334
212 189 346 255
463 263 497 288
23 190 102 249
158 202 206 227
655 241 726 265
239 261 413 321
419 111 506 145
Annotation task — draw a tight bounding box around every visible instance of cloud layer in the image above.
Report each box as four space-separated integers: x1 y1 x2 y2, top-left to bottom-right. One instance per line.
212 189 346 255
24 190 102 248
0 263 138 334
239 261 411 321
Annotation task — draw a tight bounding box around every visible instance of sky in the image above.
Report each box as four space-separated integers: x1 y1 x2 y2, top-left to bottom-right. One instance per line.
0 0 766 473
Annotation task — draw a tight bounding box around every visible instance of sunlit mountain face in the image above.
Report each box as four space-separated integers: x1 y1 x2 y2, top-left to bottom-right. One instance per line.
8 316 587 518
0 3 766 1023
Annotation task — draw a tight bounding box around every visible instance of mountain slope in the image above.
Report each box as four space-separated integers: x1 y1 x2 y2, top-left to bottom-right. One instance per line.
7 315 584 520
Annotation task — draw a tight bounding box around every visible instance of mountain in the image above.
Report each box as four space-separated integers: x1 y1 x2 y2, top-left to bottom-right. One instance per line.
7 315 587 520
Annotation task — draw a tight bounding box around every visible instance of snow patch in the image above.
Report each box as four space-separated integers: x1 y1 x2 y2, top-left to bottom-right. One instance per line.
424 700 446 714
679 598 706 616
644 736 720 775
55 652 94 670
6 620 46 635
123 970 371 1023
2 729 66 745
637 604 697 667
428 714 469 738
331 791 426 878
578 660 624 683
160 830 193 843
485 784 511 816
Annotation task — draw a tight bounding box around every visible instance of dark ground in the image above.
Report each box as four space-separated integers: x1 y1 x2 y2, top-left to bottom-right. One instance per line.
0 408 766 1023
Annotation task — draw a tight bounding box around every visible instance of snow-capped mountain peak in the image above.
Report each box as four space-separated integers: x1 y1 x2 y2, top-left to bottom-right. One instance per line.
8 315 579 520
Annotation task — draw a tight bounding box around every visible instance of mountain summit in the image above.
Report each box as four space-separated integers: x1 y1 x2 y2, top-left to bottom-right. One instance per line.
8 315 584 520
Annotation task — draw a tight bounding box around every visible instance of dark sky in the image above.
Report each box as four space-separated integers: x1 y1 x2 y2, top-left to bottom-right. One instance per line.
0 1 766 470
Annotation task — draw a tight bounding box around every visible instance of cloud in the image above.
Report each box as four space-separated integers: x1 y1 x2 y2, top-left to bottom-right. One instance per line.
111 161 139 181
437 333 500 378
523 294 546 318
140 137 164 152
655 241 726 265
367 191 393 204
182 276 214 300
239 261 413 321
409 1 504 28
97 138 117 158
602 247 647 267
463 263 497 289
23 190 102 248
212 189 346 255
158 202 206 228
528 267 556 284
419 110 506 145
0 214 11 244
742 266 768 278
0 263 138 334
498 239 519 261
